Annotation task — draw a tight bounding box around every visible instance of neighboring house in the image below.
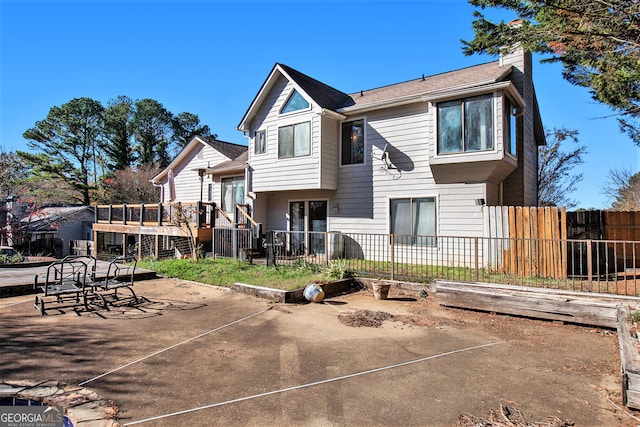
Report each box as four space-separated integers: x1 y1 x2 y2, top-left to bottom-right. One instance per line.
150 136 249 223
21 205 94 257
92 137 249 260
236 46 545 256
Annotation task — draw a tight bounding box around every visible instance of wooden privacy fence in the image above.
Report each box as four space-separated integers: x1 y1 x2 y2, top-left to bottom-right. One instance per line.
484 206 567 279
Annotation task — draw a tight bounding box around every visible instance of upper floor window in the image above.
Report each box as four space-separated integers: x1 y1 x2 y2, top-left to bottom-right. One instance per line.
437 94 493 154
503 97 517 156
390 197 436 246
341 119 364 165
278 121 311 158
281 90 310 114
255 130 266 154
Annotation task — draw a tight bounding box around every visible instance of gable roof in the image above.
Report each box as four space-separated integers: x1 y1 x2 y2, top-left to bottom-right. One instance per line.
151 136 247 184
237 63 352 132
277 64 353 111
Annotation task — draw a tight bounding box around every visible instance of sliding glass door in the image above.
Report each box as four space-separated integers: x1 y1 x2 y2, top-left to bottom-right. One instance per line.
289 200 327 255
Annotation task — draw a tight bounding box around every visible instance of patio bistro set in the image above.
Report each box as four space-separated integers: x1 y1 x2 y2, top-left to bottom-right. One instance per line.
34 255 138 315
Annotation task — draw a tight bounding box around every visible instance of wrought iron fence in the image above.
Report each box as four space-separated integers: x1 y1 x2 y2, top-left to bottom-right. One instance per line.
231 230 640 296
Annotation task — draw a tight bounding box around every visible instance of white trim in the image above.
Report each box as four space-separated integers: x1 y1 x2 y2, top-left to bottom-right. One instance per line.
276 120 312 160
279 88 312 116
286 199 330 254
253 129 267 156
387 194 439 247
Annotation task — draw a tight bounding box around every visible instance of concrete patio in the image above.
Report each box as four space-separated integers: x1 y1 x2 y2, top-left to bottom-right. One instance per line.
0 277 631 426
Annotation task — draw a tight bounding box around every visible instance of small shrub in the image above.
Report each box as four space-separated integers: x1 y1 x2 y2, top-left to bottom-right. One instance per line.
630 311 640 323
323 259 349 281
0 252 24 264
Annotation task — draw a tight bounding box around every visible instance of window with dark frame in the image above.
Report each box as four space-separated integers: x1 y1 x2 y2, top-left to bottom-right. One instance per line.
437 94 493 154
390 197 436 246
255 129 266 154
341 119 364 165
278 121 311 158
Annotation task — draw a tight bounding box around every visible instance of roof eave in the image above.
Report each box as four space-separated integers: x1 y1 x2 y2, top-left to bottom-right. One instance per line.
237 64 283 133
151 136 213 184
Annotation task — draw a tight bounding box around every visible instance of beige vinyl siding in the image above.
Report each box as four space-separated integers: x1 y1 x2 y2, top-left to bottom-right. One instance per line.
320 116 338 189
162 143 232 204
249 76 332 192
330 102 487 237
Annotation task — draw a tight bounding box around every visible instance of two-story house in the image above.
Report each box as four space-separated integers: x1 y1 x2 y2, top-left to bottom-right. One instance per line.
237 47 544 257
93 46 544 262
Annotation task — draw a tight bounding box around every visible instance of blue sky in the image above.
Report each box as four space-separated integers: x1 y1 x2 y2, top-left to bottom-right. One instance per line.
1 0 638 209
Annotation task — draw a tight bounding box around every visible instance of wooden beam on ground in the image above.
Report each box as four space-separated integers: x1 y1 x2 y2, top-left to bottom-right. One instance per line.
435 280 640 329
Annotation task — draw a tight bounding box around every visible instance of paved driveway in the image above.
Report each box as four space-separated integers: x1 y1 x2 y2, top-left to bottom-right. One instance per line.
0 278 628 426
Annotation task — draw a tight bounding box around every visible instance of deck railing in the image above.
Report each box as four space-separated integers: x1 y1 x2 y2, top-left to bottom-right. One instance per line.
95 203 209 227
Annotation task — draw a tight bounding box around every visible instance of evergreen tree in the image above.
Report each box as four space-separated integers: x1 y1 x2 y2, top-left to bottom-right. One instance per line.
103 95 135 170
172 112 214 149
133 98 173 167
463 0 640 144
20 97 104 205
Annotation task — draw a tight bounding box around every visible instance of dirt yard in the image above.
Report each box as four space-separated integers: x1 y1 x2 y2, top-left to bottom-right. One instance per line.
0 278 637 426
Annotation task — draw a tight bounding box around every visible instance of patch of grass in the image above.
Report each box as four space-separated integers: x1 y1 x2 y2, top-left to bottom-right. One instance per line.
137 257 326 291
630 311 640 323
0 252 24 264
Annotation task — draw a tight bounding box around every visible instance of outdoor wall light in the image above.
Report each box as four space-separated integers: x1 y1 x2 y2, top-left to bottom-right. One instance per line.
475 198 486 206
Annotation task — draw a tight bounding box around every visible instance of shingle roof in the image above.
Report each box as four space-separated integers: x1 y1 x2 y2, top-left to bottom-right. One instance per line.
206 150 248 175
200 137 247 161
278 63 354 110
343 61 510 110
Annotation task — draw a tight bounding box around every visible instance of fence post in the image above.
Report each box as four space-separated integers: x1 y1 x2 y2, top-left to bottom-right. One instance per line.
196 201 203 228
587 240 593 292
140 204 145 226
123 204 127 225
158 203 163 226
108 205 113 224
390 234 395 281
474 237 479 282
324 231 328 265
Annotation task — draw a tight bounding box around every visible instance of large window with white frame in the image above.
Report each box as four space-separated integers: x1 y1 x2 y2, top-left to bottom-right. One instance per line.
278 121 311 158
390 197 436 246
341 119 365 165
437 94 493 154
221 176 245 213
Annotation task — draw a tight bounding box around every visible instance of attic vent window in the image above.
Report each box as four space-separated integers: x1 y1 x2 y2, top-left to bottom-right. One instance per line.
281 90 310 114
